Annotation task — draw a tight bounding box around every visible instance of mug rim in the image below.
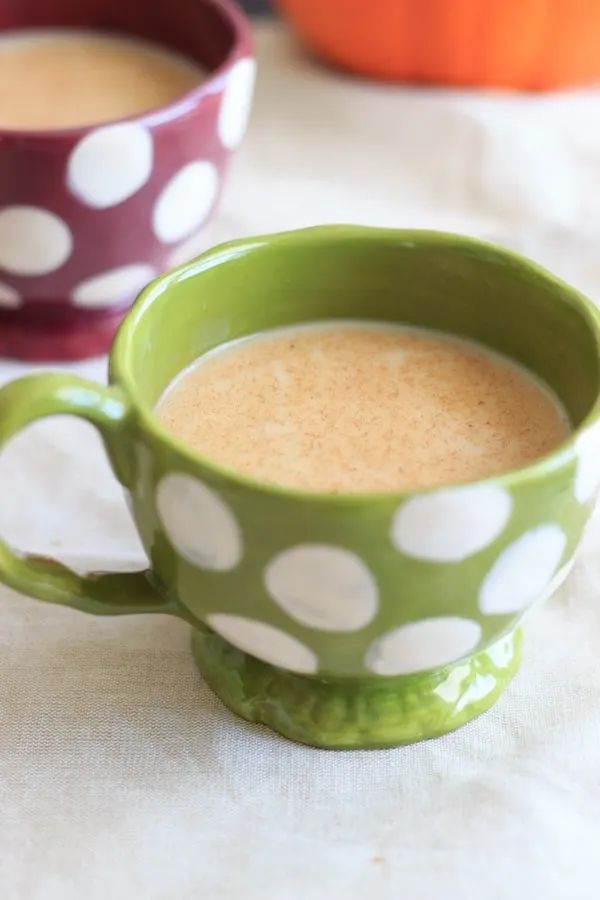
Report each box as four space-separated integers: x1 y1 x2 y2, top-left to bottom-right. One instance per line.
0 0 252 140
110 225 600 503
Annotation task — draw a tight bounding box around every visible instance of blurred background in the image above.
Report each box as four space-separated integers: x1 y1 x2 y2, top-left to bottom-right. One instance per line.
224 0 600 306
241 0 269 11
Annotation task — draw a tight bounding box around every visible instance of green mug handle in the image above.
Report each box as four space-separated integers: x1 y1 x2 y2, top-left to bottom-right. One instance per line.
0 372 187 621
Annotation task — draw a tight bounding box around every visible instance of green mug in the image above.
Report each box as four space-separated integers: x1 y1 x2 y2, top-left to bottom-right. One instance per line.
1 226 599 750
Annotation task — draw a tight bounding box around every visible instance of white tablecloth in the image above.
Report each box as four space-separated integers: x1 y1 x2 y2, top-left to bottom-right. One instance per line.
2 22 600 899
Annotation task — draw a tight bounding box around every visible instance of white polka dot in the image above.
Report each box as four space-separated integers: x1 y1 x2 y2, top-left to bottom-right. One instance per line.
478 524 567 616
67 124 153 209
264 544 378 632
156 473 242 571
206 614 318 674
218 57 256 150
152 161 219 244
71 264 156 309
0 207 72 276
391 485 512 563
0 282 21 308
574 424 600 504
365 617 482 676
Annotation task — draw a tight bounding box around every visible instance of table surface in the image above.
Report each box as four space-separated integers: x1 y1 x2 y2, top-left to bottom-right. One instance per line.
2 22 600 900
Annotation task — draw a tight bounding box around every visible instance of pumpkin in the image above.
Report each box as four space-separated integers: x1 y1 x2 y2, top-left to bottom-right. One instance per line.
274 0 600 91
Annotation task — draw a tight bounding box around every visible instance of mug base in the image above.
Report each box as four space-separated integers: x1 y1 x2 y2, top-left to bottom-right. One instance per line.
0 306 126 362
192 626 523 749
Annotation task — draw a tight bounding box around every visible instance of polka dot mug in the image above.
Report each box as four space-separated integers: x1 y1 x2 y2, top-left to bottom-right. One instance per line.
0 0 254 361
1 226 599 749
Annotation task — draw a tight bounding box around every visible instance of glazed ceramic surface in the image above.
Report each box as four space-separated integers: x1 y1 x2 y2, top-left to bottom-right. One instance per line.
0 0 254 361
1 227 599 749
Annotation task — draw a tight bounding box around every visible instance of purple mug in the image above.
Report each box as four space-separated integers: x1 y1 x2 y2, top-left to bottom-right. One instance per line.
0 0 254 361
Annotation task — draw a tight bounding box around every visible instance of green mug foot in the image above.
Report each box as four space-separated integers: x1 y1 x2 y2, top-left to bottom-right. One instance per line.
192 627 523 749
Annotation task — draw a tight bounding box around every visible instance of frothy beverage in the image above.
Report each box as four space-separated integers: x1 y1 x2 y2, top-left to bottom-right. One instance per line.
0 29 206 130
156 322 570 493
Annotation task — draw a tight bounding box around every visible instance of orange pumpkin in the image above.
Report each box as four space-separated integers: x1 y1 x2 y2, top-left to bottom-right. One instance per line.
274 0 600 91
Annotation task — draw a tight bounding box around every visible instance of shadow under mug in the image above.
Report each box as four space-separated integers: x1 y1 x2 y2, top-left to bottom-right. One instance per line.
1 226 600 749
0 0 254 362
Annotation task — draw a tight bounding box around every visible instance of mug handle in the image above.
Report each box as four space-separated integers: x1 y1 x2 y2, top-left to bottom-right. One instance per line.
0 372 187 620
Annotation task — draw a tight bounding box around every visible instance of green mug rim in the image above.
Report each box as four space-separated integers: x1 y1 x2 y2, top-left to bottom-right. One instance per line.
110 225 600 503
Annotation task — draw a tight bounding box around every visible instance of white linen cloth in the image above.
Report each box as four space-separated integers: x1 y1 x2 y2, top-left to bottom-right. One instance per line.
1 22 600 899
